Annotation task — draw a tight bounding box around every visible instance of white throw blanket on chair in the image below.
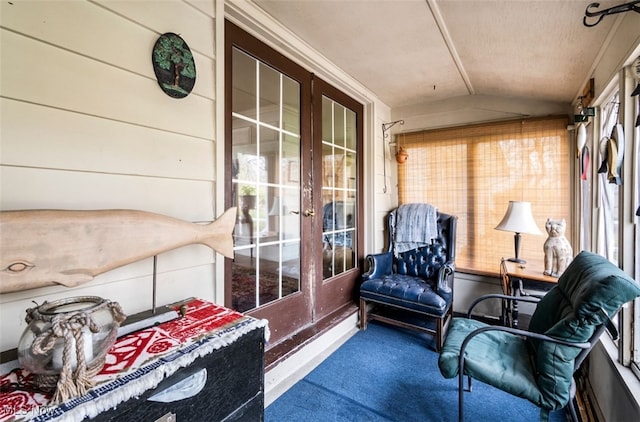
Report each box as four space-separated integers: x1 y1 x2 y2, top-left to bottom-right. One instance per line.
394 203 438 256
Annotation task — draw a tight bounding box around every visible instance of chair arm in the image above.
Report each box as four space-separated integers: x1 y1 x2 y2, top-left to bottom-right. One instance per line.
436 261 456 294
361 252 393 281
461 325 592 353
466 293 540 318
458 325 592 378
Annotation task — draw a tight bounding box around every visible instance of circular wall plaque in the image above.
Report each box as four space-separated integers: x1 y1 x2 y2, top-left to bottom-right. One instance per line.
152 32 196 98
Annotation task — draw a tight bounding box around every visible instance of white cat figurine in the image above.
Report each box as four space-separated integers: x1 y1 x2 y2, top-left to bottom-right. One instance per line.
543 218 573 277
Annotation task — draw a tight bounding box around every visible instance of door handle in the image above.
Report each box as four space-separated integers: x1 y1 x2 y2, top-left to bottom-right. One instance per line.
303 209 315 217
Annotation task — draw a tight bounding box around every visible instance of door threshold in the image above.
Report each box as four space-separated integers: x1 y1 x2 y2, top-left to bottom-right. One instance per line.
265 302 358 371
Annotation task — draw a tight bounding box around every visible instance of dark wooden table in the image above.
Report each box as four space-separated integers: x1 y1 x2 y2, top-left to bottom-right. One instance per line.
500 259 558 328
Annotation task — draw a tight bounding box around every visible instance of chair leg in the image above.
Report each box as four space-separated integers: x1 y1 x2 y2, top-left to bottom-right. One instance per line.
567 400 579 422
437 307 453 352
458 371 465 422
436 317 443 351
359 298 368 330
567 379 579 422
539 408 550 422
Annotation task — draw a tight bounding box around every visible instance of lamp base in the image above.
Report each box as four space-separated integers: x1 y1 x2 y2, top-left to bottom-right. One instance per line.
507 257 527 264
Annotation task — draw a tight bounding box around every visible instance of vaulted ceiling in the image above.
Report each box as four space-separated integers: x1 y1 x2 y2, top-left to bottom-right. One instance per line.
253 0 626 111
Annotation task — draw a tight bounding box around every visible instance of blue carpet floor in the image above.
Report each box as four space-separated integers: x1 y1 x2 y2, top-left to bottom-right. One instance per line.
265 322 567 422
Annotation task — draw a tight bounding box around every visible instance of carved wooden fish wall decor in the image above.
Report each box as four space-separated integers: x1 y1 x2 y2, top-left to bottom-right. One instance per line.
0 208 237 293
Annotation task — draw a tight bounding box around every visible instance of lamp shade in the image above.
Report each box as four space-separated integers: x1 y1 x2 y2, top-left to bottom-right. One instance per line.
495 201 541 235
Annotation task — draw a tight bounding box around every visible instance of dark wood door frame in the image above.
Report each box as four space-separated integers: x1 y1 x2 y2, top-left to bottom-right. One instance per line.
224 21 362 351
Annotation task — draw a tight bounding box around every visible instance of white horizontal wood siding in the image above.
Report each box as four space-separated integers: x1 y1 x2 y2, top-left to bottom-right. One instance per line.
0 0 218 352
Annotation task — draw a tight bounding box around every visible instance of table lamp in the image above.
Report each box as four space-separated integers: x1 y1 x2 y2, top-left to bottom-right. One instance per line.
495 201 541 264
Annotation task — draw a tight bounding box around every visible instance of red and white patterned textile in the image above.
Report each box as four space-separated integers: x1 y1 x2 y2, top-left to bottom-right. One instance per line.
0 299 267 422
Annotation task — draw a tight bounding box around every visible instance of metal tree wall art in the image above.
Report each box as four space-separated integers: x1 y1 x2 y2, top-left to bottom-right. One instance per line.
152 33 196 98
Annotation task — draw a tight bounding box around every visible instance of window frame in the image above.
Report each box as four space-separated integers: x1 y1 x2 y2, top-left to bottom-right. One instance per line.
592 62 639 378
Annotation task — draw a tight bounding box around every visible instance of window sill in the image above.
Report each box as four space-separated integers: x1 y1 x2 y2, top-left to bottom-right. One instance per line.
456 267 499 278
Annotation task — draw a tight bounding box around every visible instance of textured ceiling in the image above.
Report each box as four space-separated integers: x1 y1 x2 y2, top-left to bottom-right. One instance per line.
253 0 622 108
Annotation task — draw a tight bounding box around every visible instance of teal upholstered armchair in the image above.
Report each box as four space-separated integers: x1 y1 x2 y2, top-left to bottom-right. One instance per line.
438 251 640 422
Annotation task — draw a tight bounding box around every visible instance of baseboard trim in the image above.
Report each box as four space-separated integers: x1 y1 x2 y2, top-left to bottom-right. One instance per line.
264 309 359 407
265 303 358 370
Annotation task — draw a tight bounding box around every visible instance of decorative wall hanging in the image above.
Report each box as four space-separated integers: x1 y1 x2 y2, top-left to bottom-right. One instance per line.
152 32 196 98
576 122 587 158
396 146 409 164
395 130 409 164
0 208 237 293
597 124 625 185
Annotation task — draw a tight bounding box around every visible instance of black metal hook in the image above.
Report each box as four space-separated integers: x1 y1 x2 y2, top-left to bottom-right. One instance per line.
583 1 640 27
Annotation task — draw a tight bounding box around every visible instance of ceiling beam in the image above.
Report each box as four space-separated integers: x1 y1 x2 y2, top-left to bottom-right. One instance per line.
426 0 474 95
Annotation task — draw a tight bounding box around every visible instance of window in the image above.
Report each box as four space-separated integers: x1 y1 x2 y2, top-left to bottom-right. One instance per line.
630 76 640 374
589 62 639 378
633 113 640 374
397 116 570 274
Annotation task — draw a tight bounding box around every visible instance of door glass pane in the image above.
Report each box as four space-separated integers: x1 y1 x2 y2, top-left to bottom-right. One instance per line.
283 77 300 134
321 96 357 279
345 106 357 150
231 48 301 312
260 63 280 118
232 49 256 116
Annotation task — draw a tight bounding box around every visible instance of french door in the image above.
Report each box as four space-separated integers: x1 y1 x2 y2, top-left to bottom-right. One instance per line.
313 79 363 319
225 22 362 347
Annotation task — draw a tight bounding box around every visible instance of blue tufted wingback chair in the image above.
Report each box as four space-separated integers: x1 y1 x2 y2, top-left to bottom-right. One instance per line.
359 206 457 351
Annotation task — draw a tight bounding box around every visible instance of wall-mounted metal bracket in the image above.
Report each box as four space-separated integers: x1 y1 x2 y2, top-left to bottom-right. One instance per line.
382 120 404 139
381 120 404 193
583 1 640 27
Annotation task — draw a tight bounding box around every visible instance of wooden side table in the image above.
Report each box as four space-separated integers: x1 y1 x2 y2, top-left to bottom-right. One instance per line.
500 259 558 328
